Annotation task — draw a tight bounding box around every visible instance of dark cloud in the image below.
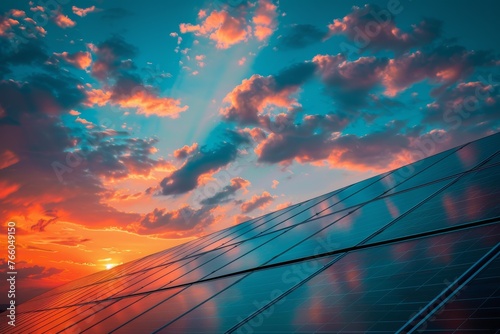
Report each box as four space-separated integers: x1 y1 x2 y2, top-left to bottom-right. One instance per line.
422 80 500 144
199 177 250 205
273 61 317 90
278 24 328 49
137 205 216 238
383 44 497 96
0 37 47 72
160 131 250 196
328 4 442 53
0 259 63 280
31 216 58 232
256 120 414 170
313 54 389 110
45 237 92 247
90 36 138 81
241 191 274 213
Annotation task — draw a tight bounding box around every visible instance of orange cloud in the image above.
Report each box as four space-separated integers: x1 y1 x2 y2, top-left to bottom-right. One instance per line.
253 0 278 40
53 12 76 28
72 5 98 17
174 143 199 159
85 88 188 118
0 17 19 37
241 191 275 213
220 74 301 124
55 51 92 69
10 9 26 18
180 10 250 49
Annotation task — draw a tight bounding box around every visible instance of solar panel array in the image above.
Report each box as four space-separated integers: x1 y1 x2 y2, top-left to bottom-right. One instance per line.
3 132 500 333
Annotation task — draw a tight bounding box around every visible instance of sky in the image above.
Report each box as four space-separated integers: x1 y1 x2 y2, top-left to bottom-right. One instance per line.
0 0 500 304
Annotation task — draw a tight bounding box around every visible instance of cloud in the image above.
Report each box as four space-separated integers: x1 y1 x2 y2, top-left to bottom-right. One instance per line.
31 216 58 232
313 54 388 109
72 6 99 17
86 38 188 117
179 0 278 49
159 132 250 196
422 81 500 144
278 24 328 49
233 214 252 225
241 191 275 213
10 9 26 18
0 259 63 280
135 205 216 238
253 0 278 41
327 4 442 53
0 16 19 37
53 11 76 28
255 119 416 171
0 38 48 78
89 36 138 81
180 9 250 49
55 51 92 69
174 143 199 159
86 75 188 118
199 177 250 205
220 62 316 125
271 179 279 188
381 45 496 96
42 237 92 247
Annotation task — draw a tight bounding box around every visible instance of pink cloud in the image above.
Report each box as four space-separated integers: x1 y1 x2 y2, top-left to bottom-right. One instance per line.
220 74 301 124
55 51 92 69
72 6 98 17
241 191 275 213
0 17 19 37
53 12 76 28
85 88 188 118
253 0 278 40
327 4 441 53
180 10 250 49
10 9 26 18
174 143 199 159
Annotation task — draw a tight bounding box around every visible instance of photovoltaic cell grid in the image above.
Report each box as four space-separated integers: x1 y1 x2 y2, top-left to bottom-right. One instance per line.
2 132 500 333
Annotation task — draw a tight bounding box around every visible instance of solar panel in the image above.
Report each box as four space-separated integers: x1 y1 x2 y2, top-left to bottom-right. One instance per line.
4 132 500 334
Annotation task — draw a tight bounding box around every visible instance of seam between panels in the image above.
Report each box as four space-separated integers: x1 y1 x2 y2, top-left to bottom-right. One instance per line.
396 242 500 334
379 145 463 198
280 171 392 232
262 168 456 266
364 149 500 246
105 228 290 333
224 253 347 334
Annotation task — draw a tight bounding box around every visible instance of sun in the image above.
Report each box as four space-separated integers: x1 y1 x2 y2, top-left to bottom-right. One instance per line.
105 263 115 270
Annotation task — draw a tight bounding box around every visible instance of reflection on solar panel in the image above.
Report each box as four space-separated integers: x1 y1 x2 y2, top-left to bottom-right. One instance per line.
3 132 500 333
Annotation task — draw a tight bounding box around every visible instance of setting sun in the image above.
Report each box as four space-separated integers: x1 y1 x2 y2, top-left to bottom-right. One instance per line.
105 264 116 270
